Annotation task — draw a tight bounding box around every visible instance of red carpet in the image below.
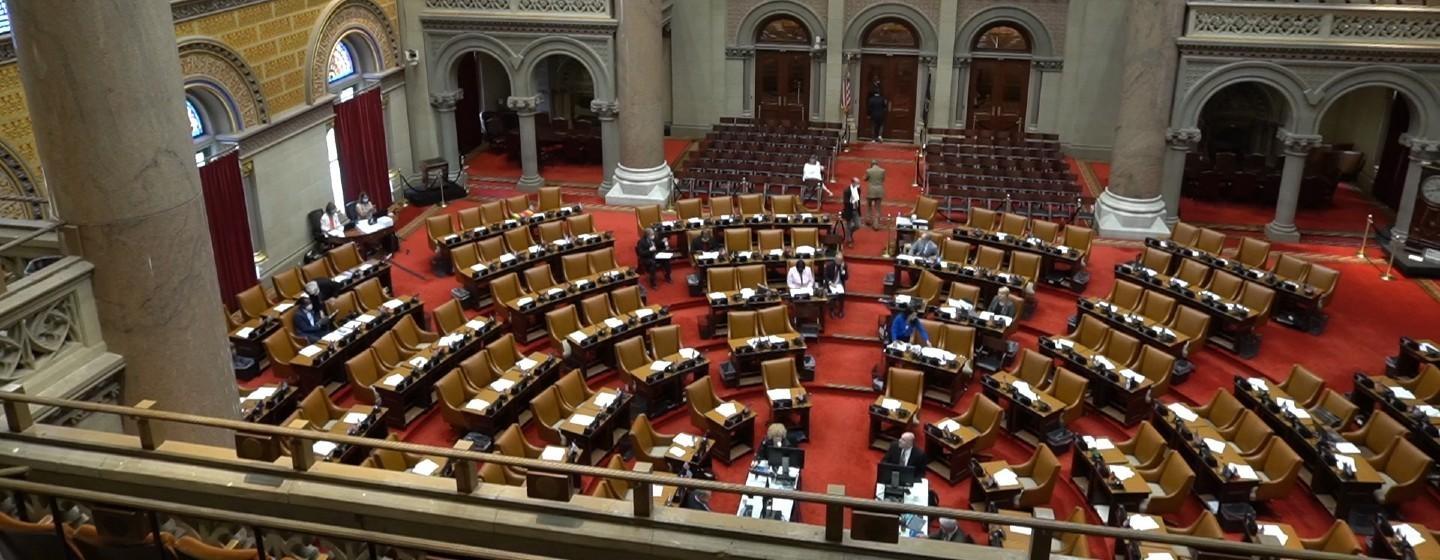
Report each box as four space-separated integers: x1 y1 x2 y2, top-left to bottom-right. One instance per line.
464 138 693 185
1180 182 1386 234
248 152 1440 552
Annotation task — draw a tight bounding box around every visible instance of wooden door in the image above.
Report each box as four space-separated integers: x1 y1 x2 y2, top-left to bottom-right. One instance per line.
968 59 1030 134
859 54 918 142
755 50 810 126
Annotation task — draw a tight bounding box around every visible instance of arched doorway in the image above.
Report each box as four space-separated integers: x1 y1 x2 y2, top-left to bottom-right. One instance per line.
1318 86 1412 210
858 18 919 142
454 51 511 158
753 14 812 126
1182 82 1291 206
967 23 1030 134
527 54 600 168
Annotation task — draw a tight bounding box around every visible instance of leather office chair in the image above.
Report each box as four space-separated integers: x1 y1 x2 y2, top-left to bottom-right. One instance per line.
1007 348 1053 389
263 332 301 383
973 246 1005 271
611 285 644 315
344 350 384 406
1138 451 1194 514
1101 331 1141 368
762 357 806 412
545 305 582 352
737 193 766 216
488 274 526 309
941 239 972 264
1030 219 1060 243
1308 264 1340 310
301 258 335 284
708 267 738 292
480 461 523 486
1372 439 1431 505
1272 254 1310 283
1168 306 1211 356
1170 222 1200 247
1278 364 1325 407
566 213 595 236
236 285 274 321
1174 259 1210 288
1194 390 1246 432
589 247 620 272
522 264 556 294
1134 346 1175 395
942 324 976 363
630 414 677 470
724 228 752 253
1171 511 1223 539
451 244 482 275
1117 422 1167 470
392 315 438 354
590 478 622 500
1012 445 1060 510
457 351 498 393
1138 247 1171 273
601 454 633 497
503 227 538 255
675 198 703 221
495 424 543 479
1310 389 1358 430
1343 412 1408 461
998 213 1028 237
580 293 614 326
1060 226 1094 261
1066 315 1110 352
425 215 455 252
686 376 746 436
759 305 799 338
537 221 567 245
899 270 943 305
913 196 938 223
432 299 467 334
1195 228 1226 255
710 195 736 217
503 194 531 216
327 292 362 320
475 237 507 264
1205 270 1244 301
295 388 345 430
650 325 683 359
562 253 593 282
967 207 998 230
1300 520 1362 555
729 310 760 341
1228 412 1274 457
1047 368 1088 425
1247 439 1302 502
615 336 649 380
952 394 1002 455
634 204 663 232
457 207 483 231
737 264 766 288
1390 363 1440 399
1238 283 1277 326
1007 252 1041 295
1139 291 1177 324
327 243 363 273
771 194 799 214
353 278 388 311
1217 410 1264 442
882 368 924 427
792 227 819 249
435 370 482 433
757 229 784 252
948 282 981 307
538 186 563 211
530 386 572 446
272 268 306 300
1235 236 1271 269
556 369 596 411
484 334 522 376
173 535 259 560
0 509 81 559
371 332 408 371
1107 280 1145 312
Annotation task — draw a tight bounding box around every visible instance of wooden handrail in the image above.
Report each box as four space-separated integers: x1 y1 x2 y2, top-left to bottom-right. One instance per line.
0 388 1371 560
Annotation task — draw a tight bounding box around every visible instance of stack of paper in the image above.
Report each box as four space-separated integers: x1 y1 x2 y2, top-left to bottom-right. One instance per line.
410 459 441 476
679 348 701 360
1334 442 1362 455
604 317 625 329
635 308 655 318
881 398 901 411
1260 524 1289 546
312 441 338 456
1111 465 1135 480
540 446 566 462
489 378 516 392
1203 438 1227 454
674 433 696 447
569 414 595 427
464 398 490 412
767 388 792 401
1229 463 1258 480
1167 403 1199 422
708 291 727 301
382 374 405 387
1128 515 1160 531
235 327 254 338
1392 386 1417 400
650 360 672 372
517 357 538 370
894 294 912 304
593 392 617 408
273 302 295 313
716 403 739 417
516 297 535 308
568 331 588 344
739 288 755 299
408 356 428 368
992 468 1019 487
343 411 368 424
299 345 324 358
322 331 345 343
938 419 961 433
470 263 487 273
245 387 277 401
1396 524 1428 546
382 299 406 310
668 446 686 458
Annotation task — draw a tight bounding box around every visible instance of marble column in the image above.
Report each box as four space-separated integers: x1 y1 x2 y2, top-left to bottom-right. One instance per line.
1391 138 1440 249
1095 0 1185 239
823 0 845 123
508 96 545 192
9 0 236 444
930 0 959 127
1160 128 1201 226
430 90 463 175
607 0 673 206
1265 131 1324 242
592 100 621 195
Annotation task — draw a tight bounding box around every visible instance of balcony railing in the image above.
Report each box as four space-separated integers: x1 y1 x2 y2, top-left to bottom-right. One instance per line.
423 0 612 18
1186 1 1440 46
0 388 1368 560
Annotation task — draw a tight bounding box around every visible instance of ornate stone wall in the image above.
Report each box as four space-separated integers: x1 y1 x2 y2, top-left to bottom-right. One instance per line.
305 0 401 104
179 40 272 128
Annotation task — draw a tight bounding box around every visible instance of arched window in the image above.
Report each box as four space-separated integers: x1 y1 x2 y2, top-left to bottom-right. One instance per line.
328 42 357 84
862 19 918 49
756 15 810 45
974 24 1030 53
186 100 206 140
326 34 378 101
186 90 233 166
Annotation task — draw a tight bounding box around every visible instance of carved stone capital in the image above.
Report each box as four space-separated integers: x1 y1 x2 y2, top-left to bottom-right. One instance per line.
507 95 541 115
1165 128 1202 151
954 55 971 69
240 159 255 176
810 48 827 60
919 55 937 68
589 100 619 119
725 47 754 60
1276 131 1324 157
430 90 464 111
1401 134 1440 159
1033 58 1063 72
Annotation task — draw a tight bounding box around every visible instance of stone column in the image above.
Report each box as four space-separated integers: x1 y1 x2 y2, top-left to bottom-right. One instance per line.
823 0 845 123
1265 131 1323 242
953 58 971 127
1390 138 1440 249
607 0 673 206
508 96 545 192
10 0 236 444
592 100 621 195
930 0 959 127
1094 0 1185 239
1160 128 1201 226
1057 0 1129 161
430 90 463 175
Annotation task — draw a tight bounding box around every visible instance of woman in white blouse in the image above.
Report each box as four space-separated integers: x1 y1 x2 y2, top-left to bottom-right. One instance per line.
786 259 814 290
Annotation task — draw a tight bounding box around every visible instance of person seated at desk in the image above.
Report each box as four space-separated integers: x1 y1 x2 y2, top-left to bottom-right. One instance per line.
636 228 671 288
824 254 848 319
905 233 940 283
293 296 331 344
930 518 969 543
690 229 719 253
786 260 814 291
319 202 345 235
353 193 377 222
887 309 931 346
761 423 790 451
681 489 712 512
305 278 341 302
881 432 929 474
987 286 1017 320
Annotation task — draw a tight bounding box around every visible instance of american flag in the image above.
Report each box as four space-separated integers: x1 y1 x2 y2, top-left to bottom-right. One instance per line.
841 69 853 116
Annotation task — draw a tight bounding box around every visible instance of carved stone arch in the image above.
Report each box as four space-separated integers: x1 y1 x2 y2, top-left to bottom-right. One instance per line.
177 38 269 128
430 33 521 95
955 6 1055 58
305 0 401 103
515 37 614 100
734 0 825 47
1314 66 1440 139
842 2 938 54
0 137 45 219
1175 61 1314 135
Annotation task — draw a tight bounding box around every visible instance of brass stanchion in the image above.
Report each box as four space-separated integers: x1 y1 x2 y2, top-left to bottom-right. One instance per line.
1382 246 1396 281
1356 214 1372 259
912 148 922 189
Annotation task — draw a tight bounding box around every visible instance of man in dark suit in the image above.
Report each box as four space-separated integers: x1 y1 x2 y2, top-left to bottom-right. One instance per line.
867 89 889 141
987 286 1018 319
681 488 712 512
292 296 331 344
305 278 342 302
881 432 928 472
635 228 670 288
929 518 970 542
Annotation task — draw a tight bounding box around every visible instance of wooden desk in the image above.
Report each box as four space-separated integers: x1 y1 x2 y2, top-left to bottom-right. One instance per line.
1121 513 1195 560
372 319 500 429
725 333 807 388
499 267 639 344
1392 337 1440 380
1244 522 1304 552
1076 297 1191 357
238 384 300 426
1038 337 1154 426
693 246 838 290
891 256 1033 307
457 232 616 309
658 432 713 475
703 402 757 464
1144 237 1325 334
704 287 785 338
987 509 1035 550
1351 373 1440 466
290 298 426 396
558 388 633 466
950 225 1086 291
436 204 583 270
229 259 393 368
928 302 1016 362
1152 404 1260 507
924 417 983 484
453 353 563 440
1084 456 1151 525
736 460 801 522
1369 522 1440 560
625 349 708 417
315 405 389 465
764 386 812 435
324 219 396 257
969 460 1024 510
1114 263 1262 358
874 478 930 539
564 305 673 378
979 372 1066 441
883 341 968 406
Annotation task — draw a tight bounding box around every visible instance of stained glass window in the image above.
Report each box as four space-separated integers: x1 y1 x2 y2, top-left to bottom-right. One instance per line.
757 16 809 45
974 25 1030 53
862 19 918 49
0 4 11 35
327 42 356 84
186 99 205 139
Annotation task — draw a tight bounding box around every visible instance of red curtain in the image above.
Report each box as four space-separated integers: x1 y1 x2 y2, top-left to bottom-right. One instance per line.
199 151 258 311
334 88 392 208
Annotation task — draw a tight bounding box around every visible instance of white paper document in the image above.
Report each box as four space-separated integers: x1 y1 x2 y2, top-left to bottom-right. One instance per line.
1203 438 1227 454
382 374 405 387
650 360 672 372
312 441 338 456
343 412 368 424
1334 442 1361 455
382 299 405 310
1391 386 1416 400
464 398 490 412
1128 515 1159 531
767 388 792 401
656 252 673 260
939 419 961 433
674 433 696 447
605 317 625 329
1229 463 1258 480
992 468 1019 487
569 414 595 427
1396 524 1427 546
489 378 516 392
466 319 488 331
272 302 295 313
568 331 588 343
668 446 687 458
408 357 428 368
299 345 324 358
679 348 701 360
1009 525 1031 535
410 459 441 476
517 357 538 370
1167 403 1198 422
716 402 739 417
1247 377 1269 392
541 446 566 462
245 387 277 401
1260 524 1289 546
1110 465 1135 481
881 398 901 411
593 392 617 408
235 327 254 338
